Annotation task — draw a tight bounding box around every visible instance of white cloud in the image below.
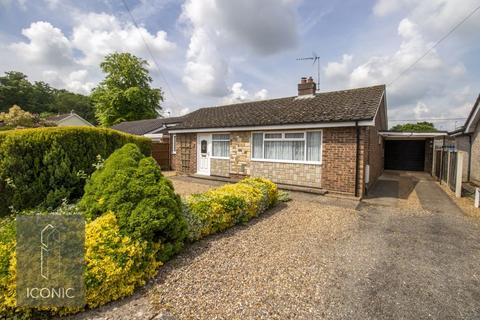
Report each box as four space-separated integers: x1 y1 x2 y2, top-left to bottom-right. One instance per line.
3 13 177 97
324 54 353 83
373 0 480 40
183 28 229 96
222 82 268 104
71 12 176 67
324 17 474 128
181 0 298 96
254 88 268 100
10 21 74 67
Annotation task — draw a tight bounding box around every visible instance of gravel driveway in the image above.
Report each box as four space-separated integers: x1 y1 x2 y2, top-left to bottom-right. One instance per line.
71 173 480 320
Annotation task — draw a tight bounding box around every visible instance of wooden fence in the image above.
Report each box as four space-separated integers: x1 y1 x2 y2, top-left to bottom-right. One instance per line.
151 140 171 171
432 147 465 197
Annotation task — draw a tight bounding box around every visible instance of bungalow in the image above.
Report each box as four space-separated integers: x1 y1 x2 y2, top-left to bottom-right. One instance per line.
168 78 388 198
46 112 94 127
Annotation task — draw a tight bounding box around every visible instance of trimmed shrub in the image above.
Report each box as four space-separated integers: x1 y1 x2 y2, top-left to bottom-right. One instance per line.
78 143 186 260
0 127 151 216
84 213 160 308
0 213 161 317
183 177 278 241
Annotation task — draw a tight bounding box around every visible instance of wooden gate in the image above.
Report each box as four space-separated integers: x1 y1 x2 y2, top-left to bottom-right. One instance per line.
151 140 170 170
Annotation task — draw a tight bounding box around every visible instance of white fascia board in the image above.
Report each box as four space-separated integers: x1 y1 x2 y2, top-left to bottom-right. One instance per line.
168 120 374 134
465 104 480 133
146 125 167 134
379 131 447 138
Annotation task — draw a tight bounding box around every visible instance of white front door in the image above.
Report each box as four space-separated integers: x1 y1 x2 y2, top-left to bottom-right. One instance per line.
197 134 211 175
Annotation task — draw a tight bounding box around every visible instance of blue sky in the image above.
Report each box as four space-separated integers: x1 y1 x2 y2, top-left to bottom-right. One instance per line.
0 0 479 130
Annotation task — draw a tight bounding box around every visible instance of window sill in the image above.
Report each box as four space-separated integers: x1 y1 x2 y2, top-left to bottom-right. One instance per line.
251 158 322 165
210 156 230 160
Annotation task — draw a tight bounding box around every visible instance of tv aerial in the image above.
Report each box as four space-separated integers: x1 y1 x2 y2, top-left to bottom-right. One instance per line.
296 52 320 91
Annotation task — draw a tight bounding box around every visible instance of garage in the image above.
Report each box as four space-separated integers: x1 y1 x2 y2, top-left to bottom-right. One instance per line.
384 140 425 171
380 132 447 173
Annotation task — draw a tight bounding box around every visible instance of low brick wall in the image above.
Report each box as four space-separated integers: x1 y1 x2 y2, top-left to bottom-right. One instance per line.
211 158 230 177
251 161 321 188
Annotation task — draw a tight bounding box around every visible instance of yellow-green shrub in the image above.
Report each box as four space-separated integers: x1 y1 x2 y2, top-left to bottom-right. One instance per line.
183 177 278 240
84 212 161 308
0 213 161 317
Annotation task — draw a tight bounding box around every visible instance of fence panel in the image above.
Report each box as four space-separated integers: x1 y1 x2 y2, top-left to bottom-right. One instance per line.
151 141 171 170
448 151 457 191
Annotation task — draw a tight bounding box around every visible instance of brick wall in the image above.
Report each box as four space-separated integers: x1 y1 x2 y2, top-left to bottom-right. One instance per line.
230 131 251 176
321 127 366 196
251 161 321 187
174 133 197 174
211 158 230 177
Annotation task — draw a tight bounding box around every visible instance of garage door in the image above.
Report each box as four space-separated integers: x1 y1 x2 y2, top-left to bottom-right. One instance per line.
384 140 425 171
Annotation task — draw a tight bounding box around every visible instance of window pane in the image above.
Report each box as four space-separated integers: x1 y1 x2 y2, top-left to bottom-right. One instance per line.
306 131 321 162
284 132 304 139
265 141 304 161
264 133 282 139
212 134 229 141
212 141 229 157
201 140 207 154
252 133 263 159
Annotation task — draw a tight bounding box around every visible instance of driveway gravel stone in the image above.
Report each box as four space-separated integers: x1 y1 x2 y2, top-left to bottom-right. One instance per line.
70 173 480 320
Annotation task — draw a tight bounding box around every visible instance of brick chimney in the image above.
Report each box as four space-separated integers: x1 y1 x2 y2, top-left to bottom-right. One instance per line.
297 76 316 95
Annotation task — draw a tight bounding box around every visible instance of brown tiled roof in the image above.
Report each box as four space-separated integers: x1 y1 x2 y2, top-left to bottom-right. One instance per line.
172 85 385 130
111 116 184 135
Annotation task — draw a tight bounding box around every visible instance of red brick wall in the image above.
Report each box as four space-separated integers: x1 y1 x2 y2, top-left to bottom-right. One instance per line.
174 133 197 174
322 127 366 196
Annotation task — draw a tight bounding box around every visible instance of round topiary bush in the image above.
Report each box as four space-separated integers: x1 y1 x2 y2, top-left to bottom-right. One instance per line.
79 143 187 261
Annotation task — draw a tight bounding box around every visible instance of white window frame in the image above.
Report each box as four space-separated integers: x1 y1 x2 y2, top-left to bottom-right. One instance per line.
210 133 230 159
171 134 176 154
251 130 323 164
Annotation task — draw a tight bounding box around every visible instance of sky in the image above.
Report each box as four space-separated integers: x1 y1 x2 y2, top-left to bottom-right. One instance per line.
0 0 479 130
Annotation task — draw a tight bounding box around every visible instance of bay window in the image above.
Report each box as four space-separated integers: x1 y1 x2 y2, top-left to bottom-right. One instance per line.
212 134 230 158
252 131 322 163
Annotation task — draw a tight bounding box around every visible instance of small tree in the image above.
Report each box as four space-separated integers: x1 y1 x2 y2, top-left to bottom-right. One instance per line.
390 121 437 132
0 105 37 127
92 53 163 126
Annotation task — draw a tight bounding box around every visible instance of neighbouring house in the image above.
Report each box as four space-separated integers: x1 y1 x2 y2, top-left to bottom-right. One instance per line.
112 116 184 170
168 77 388 198
46 112 94 127
440 94 480 186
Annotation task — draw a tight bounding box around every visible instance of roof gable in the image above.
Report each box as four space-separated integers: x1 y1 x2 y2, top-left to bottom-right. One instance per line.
465 94 480 134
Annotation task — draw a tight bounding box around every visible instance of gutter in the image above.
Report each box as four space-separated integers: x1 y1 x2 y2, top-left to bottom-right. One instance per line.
355 121 360 198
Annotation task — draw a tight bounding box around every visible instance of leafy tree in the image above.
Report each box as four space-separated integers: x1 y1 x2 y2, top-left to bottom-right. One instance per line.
0 71 96 123
0 71 33 111
390 121 437 132
51 90 97 124
92 53 163 126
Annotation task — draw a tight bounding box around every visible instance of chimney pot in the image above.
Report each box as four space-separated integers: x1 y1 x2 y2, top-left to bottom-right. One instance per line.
298 76 316 96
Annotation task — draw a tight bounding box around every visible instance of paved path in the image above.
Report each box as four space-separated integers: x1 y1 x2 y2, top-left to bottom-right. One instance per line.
71 173 480 319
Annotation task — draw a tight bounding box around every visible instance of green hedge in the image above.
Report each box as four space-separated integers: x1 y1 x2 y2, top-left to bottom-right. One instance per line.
0 127 151 216
183 177 278 241
79 143 187 261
